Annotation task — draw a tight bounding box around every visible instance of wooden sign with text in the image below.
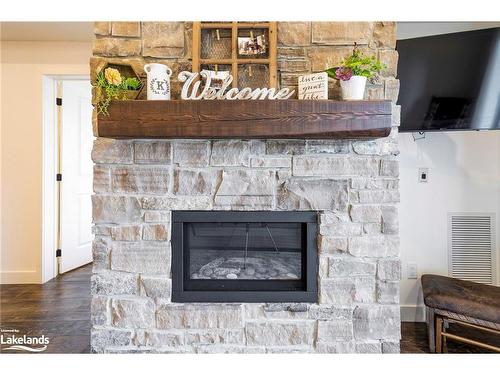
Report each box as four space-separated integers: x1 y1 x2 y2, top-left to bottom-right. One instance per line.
298 72 328 100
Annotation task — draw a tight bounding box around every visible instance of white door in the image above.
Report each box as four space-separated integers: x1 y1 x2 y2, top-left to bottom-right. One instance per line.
60 80 94 273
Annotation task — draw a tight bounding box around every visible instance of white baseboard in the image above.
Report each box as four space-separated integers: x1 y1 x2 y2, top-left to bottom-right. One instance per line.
401 305 426 322
1 270 40 284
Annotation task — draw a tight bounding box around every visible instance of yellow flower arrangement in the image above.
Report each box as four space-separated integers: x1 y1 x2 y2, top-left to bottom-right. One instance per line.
104 67 122 85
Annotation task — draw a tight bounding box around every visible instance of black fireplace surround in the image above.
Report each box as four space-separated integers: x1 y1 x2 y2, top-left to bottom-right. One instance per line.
171 211 318 303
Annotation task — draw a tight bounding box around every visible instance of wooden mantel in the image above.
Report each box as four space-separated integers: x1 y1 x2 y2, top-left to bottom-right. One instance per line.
97 100 392 139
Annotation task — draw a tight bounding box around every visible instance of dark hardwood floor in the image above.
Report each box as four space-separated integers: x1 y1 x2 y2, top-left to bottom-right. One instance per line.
0 264 92 353
1 264 498 354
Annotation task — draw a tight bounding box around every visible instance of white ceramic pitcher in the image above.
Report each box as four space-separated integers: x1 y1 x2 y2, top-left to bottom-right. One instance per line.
144 63 173 100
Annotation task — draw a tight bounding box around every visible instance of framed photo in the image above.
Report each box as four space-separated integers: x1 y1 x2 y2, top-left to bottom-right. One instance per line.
238 35 267 56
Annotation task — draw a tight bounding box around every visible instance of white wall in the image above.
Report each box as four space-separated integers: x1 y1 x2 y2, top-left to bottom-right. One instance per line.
1 40 91 283
397 22 500 40
398 131 500 321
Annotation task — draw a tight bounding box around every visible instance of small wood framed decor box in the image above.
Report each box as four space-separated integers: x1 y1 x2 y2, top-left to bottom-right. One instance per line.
192 22 278 89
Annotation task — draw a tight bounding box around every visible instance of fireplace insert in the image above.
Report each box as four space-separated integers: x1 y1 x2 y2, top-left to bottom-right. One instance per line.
171 211 318 302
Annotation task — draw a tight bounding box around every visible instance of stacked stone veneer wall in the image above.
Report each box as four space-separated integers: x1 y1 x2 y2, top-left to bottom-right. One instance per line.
90 22 401 353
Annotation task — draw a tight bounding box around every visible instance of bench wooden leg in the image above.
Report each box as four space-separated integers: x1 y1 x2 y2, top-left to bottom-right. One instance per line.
426 307 436 352
436 316 444 353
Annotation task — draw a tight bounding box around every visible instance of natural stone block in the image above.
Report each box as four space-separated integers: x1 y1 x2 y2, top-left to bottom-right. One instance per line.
91 328 132 353
377 259 401 281
111 242 170 275
173 141 210 167
306 140 350 154
352 138 399 156
134 142 171 164
363 223 382 234
142 224 169 241
350 205 382 223
173 169 220 195
143 210 170 223
316 342 356 353
355 190 400 204
141 196 212 210
92 138 133 164
94 22 111 36
110 225 142 241
350 178 398 190
245 321 315 346
353 305 400 340
92 196 141 224
317 320 354 342
214 195 273 210
328 258 376 278
312 22 372 45
278 59 310 72
210 140 254 167
278 47 307 59
355 343 382 353
266 140 305 155
92 225 113 236
320 277 375 305
379 49 399 77
308 46 353 72
384 78 400 102
244 304 308 320
145 330 184 347
112 22 141 37
293 156 379 177
185 329 244 345
111 298 155 329
382 341 400 353
278 178 348 211
374 22 396 48
93 237 111 271
217 170 274 196
308 305 353 320
93 37 142 56
377 280 399 304
94 165 111 193
111 166 170 194
91 295 109 326
381 205 398 234
139 276 171 299
142 22 184 58
250 157 291 168
348 236 399 258
91 271 138 295
380 159 399 177
320 222 363 237
157 304 243 329
317 236 348 253
196 345 265 354
277 22 311 46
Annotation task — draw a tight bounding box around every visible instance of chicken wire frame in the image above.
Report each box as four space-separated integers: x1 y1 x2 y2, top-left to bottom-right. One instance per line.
192 22 278 89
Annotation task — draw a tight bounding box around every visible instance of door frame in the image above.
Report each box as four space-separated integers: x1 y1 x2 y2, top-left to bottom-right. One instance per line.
42 74 90 283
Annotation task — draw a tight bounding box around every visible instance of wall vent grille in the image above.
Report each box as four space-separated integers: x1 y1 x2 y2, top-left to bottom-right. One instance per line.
448 214 496 285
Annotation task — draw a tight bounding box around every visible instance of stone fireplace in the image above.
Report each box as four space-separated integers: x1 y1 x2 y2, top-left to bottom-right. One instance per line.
90 22 401 353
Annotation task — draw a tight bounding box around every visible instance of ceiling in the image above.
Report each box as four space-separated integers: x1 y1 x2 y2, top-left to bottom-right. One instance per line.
1 21 499 42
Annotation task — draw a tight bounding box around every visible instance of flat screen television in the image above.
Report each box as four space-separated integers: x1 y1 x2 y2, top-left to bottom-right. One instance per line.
396 27 500 133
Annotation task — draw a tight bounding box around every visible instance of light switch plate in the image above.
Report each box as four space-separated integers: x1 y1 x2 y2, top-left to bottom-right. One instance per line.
418 168 429 183
407 263 418 279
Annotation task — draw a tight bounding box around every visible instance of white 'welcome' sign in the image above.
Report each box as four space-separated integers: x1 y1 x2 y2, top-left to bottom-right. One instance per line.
298 72 328 100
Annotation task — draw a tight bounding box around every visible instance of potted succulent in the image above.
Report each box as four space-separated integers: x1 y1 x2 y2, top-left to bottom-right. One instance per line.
96 67 142 115
326 48 384 100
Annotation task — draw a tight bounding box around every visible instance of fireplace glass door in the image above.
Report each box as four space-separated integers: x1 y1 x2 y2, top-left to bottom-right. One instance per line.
171 211 318 303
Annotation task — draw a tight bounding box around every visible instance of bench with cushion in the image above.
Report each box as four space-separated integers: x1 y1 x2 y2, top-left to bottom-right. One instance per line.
421 274 500 353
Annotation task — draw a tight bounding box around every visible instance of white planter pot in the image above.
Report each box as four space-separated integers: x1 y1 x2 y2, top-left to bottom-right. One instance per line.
340 75 367 100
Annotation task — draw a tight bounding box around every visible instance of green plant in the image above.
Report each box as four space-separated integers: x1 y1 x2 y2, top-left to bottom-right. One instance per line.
325 47 384 81
96 67 142 115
